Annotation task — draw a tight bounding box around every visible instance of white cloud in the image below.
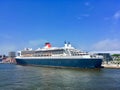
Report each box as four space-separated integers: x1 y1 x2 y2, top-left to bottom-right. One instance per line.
105 10 120 35
104 10 120 23
112 10 120 25
0 44 17 55
85 2 90 6
77 14 90 20
0 39 49 55
113 11 120 20
92 39 120 51
0 33 12 39
84 2 94 10
104 17 110 21
82 14 90 17
28 39 48 47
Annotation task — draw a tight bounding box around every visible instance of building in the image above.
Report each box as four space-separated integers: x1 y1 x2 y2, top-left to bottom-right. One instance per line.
96 53 113 62
8 52 16 58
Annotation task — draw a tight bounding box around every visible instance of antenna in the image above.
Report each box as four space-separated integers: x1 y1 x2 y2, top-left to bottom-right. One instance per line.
64 41 67 44
68 42 71 47
68 42 70 44
64 41 68 48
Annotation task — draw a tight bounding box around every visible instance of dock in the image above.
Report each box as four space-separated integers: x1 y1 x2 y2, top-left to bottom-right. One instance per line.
2 57 16 64
102 62 120 69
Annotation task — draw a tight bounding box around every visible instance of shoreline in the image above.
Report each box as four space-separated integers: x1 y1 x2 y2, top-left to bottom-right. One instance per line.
102 63 120 69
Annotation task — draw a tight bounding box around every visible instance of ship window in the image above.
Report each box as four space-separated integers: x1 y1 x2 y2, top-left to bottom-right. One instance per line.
18 53 20 56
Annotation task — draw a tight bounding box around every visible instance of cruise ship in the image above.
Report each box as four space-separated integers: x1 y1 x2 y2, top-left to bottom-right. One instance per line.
0 58 2 62
16 42 103 68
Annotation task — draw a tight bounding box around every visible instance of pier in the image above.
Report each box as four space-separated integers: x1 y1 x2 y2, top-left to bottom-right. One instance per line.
2 57 16 64
102 61 120 69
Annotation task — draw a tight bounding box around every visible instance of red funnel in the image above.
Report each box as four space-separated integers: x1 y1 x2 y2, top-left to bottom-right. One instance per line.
45 42 51 48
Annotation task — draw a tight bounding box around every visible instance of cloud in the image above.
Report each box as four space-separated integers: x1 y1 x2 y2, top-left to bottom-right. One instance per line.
104 17 110 21
0 38 49 55
82 14 90 17
28 39 48 47
113 11 120 20
84 2 94 10
104 10 120 22
92 39 120 51
112 10 120 25
0 44 17 55
77 14 90 20
103 10 120 36
84 2 90 6
0 33 12 39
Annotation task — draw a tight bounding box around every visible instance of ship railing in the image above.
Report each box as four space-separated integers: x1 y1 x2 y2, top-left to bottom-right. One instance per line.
17 56 101 59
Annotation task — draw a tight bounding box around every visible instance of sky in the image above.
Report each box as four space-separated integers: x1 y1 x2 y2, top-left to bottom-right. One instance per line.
0 0 120 54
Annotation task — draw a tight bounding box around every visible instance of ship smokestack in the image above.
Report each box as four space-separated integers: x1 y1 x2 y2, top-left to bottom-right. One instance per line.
45 42 51 48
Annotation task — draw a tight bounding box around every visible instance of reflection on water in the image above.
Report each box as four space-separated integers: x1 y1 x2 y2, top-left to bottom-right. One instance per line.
0 64 120 90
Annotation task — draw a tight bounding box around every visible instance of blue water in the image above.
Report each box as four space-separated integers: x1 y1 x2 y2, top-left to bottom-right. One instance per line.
0 64 120 90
